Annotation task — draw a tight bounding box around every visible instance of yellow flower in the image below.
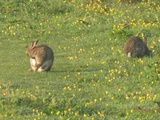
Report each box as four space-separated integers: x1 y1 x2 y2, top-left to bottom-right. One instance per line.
94 99 97 102
84 114 87 117
56 111 60 115
106 91 109 94
63 87 66 90
126 95 129 100
75 111 79 116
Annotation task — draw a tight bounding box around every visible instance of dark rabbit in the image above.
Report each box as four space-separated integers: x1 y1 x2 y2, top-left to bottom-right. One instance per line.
124 36 150 58
26 40 54 72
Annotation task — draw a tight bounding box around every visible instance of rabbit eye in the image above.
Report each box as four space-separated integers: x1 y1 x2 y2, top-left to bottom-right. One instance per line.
31 57 35 59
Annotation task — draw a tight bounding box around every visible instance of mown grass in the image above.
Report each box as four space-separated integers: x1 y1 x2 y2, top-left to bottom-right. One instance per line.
0 0 160 119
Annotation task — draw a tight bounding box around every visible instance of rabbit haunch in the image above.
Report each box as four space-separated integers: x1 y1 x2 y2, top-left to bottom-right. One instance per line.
26 40 54 72
123 36 150 58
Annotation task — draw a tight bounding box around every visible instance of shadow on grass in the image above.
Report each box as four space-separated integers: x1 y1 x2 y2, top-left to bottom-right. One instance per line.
52 68 106 73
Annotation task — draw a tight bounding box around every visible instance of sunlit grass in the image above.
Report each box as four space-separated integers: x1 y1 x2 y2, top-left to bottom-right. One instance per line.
0 0 159 119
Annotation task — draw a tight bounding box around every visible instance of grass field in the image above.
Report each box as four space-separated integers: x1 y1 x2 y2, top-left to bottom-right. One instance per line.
0 0 160 119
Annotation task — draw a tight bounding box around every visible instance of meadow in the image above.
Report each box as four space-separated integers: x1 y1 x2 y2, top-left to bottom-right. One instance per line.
0 0 159 119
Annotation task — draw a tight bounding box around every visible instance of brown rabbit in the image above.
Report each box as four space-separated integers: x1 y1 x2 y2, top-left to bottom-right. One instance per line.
26 40 54 72
123 36 150 58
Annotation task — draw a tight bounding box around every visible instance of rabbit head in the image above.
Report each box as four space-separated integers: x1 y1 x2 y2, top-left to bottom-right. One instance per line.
26 40 39 58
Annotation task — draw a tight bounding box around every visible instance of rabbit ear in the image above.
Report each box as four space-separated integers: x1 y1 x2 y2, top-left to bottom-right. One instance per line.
143 37 147 45
31 40 39 49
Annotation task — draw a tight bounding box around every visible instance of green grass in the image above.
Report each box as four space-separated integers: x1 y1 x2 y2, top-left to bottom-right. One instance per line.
0 0 160 119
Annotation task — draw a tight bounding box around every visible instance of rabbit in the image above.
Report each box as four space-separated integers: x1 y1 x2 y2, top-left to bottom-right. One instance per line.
123 36 150 58
26 40 54 72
